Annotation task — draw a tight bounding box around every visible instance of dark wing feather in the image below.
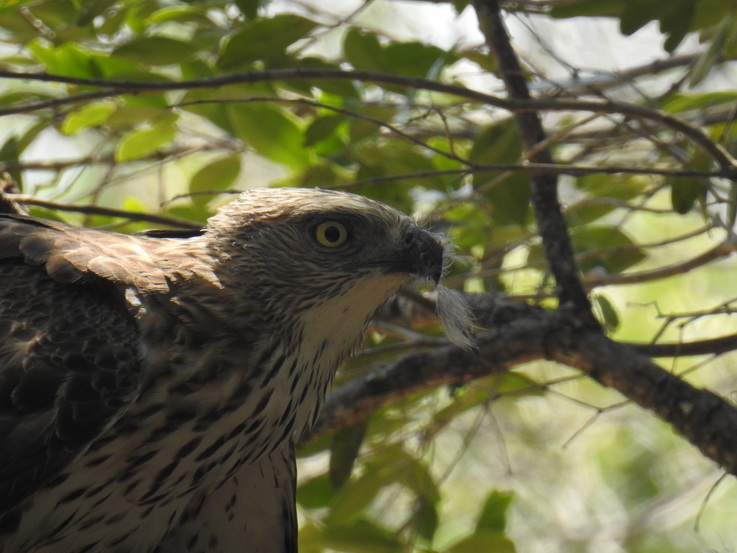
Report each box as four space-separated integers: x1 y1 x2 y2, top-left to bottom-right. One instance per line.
0 214 169 291
138 228 204 239
155 443 298 553
0 215 147 513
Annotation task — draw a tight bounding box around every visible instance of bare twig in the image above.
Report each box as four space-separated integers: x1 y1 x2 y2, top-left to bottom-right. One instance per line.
6 194 202 229
1 68 735 174
473 0 597 322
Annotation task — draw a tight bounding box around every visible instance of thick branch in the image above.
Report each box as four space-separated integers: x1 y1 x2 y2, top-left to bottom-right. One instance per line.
309 295 737 476
473 0 597 325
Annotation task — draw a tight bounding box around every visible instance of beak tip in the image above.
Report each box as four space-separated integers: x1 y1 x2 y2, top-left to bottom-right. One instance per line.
403 225 444 284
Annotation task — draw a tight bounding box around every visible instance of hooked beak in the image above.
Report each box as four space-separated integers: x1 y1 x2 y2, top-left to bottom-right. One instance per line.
390 225 444 284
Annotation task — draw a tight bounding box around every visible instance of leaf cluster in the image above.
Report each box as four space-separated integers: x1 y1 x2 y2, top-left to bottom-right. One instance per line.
2 0 737 551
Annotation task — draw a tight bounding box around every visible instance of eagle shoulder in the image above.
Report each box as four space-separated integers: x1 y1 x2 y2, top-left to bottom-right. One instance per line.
0 216 153 514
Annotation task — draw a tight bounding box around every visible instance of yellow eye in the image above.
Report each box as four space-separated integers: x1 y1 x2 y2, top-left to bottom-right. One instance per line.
315 221 348 247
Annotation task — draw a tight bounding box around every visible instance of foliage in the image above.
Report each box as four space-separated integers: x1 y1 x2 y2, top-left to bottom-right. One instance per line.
2 0 737 551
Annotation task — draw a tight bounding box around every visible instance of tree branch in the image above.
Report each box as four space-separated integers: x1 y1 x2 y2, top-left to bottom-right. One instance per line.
6 194 201 229
1 68 735 174
473 0 597 324
309 294 737 477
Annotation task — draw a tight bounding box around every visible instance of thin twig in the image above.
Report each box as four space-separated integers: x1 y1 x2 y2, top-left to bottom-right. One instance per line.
1 68 735 173
7 194 202 229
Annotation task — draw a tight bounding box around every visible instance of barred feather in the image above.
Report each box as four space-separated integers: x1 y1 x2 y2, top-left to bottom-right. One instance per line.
0 188 449 553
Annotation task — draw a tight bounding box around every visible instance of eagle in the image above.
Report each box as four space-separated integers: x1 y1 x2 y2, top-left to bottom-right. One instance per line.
0 187 448 553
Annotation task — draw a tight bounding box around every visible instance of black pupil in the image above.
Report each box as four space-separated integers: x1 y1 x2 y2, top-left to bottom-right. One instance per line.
324 225 342 243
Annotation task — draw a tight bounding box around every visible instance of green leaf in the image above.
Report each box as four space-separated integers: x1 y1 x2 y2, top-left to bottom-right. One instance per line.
122 195 149 215
594 294 620 330
296 58 360 97
344 28 386 72
448 532 517 553
28 40 100 77
228 103 311 168
297 474 337 509
217 14 318 69
662 91 737 113
235 0 261 19
123 2 159 34
348 106 397 142
383 41 455 78
113 37 201 66
327 470 391 525
620 0 695 52
349 142 439 186
115 117 177 162
572 226 646 274
550 0 623 18
61 102 116 134
0 120 48 161
146 6 213 25
661 0 697 52
486 372 544 397
575 174 650 202
76 0 117 26
301 519 402 553
414 499 439 542
670 176 704 214
476 491 514 532
689 18 735 86
189 155 241 193
470 121 522 165
327 447 430 525
304 115 345 147
329 420 367 488
469 122 529 226
485 174 531 227
620 0 663 36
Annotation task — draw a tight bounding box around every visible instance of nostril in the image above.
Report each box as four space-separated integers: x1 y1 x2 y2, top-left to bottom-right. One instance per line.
401 226 444 283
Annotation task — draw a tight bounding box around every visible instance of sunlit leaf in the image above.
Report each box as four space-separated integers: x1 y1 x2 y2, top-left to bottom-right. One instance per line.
190 155 242 194
228 103 311 168
113 37 201 66
217 14 318 69
28 40 99 77
115 117 177 162
304 115 345 147
146 6 213 25
662 91 737 113
62 102 117 134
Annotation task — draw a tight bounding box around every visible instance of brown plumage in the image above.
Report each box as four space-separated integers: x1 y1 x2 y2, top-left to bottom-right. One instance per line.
0 187 446 553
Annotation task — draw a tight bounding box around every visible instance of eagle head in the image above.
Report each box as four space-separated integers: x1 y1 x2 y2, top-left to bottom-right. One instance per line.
203 188 445 337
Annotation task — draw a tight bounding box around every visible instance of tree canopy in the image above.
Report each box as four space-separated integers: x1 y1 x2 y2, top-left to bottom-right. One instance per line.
2 0 737 551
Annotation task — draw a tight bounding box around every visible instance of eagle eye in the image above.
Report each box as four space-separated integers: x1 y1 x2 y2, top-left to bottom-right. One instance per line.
315 221 348 247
